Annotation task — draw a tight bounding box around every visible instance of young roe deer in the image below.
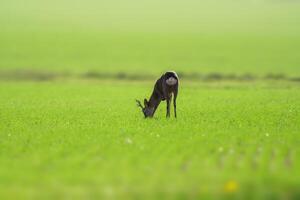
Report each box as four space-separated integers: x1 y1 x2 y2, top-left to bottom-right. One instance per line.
136 71 179 118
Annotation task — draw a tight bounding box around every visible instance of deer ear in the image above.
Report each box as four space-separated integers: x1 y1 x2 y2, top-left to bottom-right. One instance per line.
144 98 148 107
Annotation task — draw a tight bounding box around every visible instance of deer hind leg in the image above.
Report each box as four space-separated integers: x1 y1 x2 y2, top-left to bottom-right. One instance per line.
173 90 178 118
166 96 171 118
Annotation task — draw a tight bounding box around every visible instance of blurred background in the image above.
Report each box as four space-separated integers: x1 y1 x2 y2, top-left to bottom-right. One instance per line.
1 0 300 77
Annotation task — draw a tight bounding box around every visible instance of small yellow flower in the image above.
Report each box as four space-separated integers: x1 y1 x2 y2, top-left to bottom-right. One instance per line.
224 180 238 193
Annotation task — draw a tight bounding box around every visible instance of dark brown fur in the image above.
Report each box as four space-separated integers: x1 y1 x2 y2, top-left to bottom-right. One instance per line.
136 71 179 118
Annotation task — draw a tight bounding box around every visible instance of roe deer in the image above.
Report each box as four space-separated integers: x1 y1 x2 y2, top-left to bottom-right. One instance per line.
136 71 179 118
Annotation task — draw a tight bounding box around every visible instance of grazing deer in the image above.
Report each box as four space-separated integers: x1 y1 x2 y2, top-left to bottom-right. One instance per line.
136 71 179 118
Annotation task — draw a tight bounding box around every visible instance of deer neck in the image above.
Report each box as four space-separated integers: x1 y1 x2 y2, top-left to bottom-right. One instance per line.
148 91 162 113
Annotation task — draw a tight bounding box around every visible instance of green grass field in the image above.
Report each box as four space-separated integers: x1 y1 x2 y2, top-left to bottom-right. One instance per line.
1 0 300 199
1 81 300 199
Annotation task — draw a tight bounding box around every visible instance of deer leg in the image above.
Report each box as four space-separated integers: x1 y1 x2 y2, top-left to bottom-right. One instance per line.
173 90 178 118
166 98 171 118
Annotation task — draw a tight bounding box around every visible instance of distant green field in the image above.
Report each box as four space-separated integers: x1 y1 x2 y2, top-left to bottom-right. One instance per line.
0 81 300 199
1 0 300 75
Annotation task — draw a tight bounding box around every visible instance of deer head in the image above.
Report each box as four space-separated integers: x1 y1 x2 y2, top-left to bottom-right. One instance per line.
136 99 154 118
